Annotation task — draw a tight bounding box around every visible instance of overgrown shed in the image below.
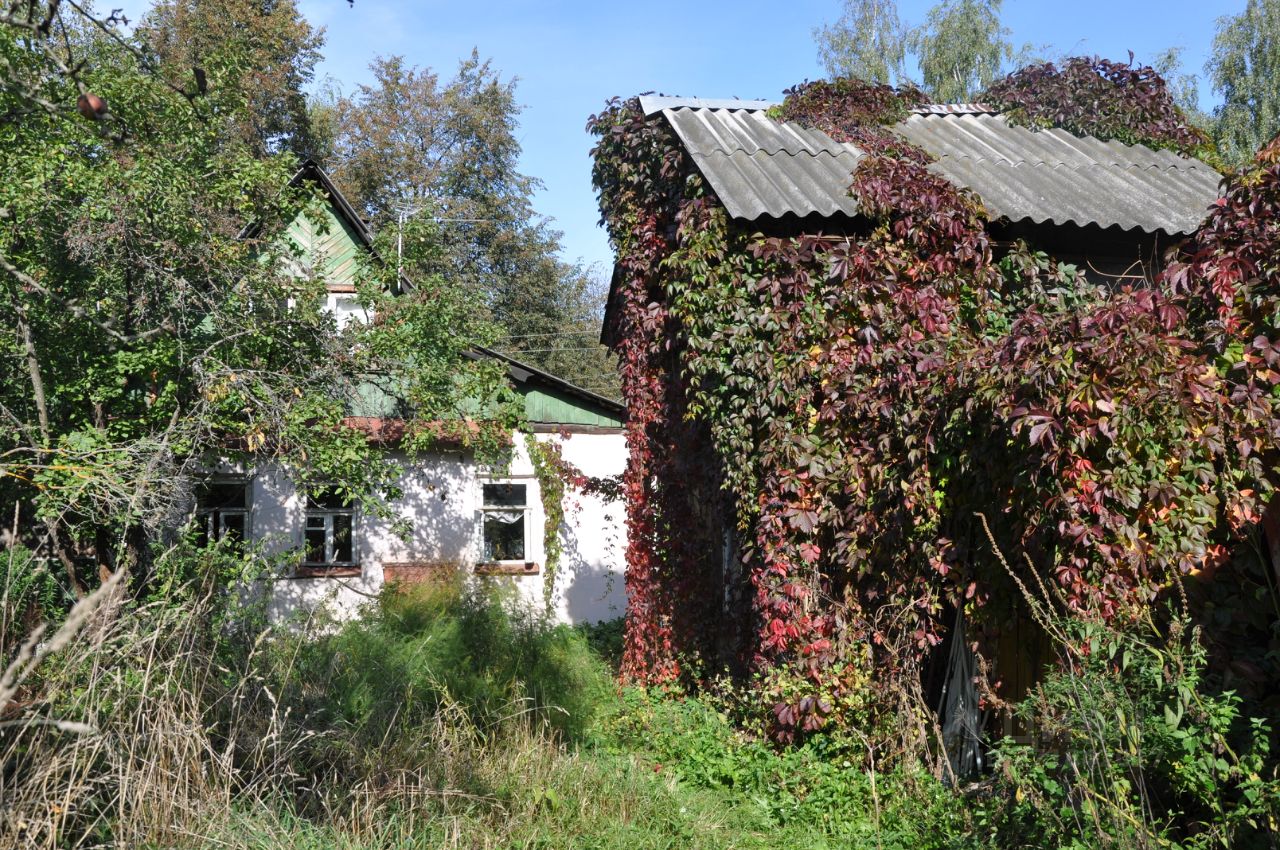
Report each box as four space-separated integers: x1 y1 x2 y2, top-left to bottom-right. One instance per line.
591 77 1278 757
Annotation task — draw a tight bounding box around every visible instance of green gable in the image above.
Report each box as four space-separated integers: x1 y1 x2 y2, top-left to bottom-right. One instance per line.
283 198 367 290
518 384 623 428
350 372 623 429
275 162 625 432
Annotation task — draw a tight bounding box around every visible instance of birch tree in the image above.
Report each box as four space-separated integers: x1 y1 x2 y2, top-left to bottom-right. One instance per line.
814 0 909 85
1208 0 1280 167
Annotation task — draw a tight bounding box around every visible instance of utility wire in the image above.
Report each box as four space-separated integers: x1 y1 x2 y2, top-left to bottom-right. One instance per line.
494 346 607 354
495 329 602 340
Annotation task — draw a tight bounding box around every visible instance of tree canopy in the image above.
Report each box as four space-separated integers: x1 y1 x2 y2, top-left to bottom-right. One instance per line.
317 53 616 395
1208 0 1280 167
0 3 508 596
911 0 1013 103
814 0 908 85
138 0 324 157
815 0 1018 100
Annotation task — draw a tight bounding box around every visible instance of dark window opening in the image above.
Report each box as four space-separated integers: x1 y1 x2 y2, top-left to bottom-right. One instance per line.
480 483 527 562
195 480 249 550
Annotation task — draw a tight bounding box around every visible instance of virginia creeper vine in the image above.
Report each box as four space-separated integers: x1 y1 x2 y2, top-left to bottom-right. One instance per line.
590 59 1280 744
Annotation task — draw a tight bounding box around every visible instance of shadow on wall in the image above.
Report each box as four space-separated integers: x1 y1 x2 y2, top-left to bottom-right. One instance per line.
260 573 381 627
559 519 625 624
377 457 477 564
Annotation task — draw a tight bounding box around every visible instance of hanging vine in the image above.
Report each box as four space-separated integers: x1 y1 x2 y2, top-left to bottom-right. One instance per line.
523 431 627 617
590 58 1280 745
525 433 566 615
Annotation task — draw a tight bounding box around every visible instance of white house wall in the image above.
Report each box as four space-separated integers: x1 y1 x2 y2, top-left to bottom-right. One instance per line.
248 430 627 626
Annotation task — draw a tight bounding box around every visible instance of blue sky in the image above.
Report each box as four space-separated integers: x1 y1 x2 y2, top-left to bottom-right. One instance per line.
289 1 1239 275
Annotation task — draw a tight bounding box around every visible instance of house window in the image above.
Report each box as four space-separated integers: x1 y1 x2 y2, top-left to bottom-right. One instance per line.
195 480 249 548
303 487 355 568
479 482 528 562
325 292 368 328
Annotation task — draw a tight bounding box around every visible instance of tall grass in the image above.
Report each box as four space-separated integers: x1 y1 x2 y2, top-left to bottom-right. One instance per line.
2 557 834 849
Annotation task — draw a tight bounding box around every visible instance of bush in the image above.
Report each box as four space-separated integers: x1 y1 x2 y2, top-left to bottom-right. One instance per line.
608 685 980 849
985 610 1280 849
0 544 65 653
276 577 616 746
576 615 625 671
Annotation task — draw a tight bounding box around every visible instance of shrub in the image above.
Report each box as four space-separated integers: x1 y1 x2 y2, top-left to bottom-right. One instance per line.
608 686 981 848
0 544 65 653
576 615 626 671
985 607 1280 848
274 577 616 747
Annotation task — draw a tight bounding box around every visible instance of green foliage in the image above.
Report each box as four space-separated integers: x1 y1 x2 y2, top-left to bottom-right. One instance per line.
277 578 614 744
814 0 909 86
1151 47 1210 130
0 5 516 592
609 687 978 848
1208 0 1280 169
813 0 1024 102
911 0 1014 103
19 543 1267 849
988 610 1280 848
317 52 616 393
525 433 567 615
138 0 324 157
591 63 1280 760
576 615 625 670
0 545 65 650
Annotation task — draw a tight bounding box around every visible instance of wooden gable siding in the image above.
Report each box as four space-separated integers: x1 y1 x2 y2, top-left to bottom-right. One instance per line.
284 200 366 291
348 375 621 430
519 385 623 428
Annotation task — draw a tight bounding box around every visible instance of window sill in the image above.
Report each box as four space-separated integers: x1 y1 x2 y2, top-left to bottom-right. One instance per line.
291 565 362 579
474 561 539 576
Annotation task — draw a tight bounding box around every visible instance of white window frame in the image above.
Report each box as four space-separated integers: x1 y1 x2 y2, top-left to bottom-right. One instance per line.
477 479 532 564
302 488 357 569
325 291 371 329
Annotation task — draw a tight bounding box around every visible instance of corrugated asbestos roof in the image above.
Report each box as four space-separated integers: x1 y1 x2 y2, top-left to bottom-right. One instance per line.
659 102 1223 234
639 95 776 114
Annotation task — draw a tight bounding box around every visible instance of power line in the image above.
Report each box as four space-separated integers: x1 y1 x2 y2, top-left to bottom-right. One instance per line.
495 330 603 340
495 346 607 354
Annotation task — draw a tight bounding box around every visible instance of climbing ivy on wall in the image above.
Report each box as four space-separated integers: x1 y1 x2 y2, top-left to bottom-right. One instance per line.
590 58 1280 744
524 431 627 617
525 433 566 615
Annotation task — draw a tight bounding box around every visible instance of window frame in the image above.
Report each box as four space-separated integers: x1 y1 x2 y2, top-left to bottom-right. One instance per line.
476 479 534 568
194 477 251 550
300 486 358 572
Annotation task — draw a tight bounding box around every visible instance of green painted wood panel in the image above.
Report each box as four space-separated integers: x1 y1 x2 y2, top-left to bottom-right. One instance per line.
348 379 621 428
520 386 623 427
283 199 366 289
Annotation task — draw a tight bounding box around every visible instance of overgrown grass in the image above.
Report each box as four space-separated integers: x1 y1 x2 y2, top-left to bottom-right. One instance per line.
4 564 971 849
6 556 1272 848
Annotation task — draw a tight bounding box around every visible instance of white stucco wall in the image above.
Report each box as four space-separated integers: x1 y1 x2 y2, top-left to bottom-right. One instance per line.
246 430 627 626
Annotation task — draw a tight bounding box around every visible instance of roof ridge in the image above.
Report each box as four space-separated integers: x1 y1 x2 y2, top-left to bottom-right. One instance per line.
935 152 1210 173
639 94 776 116
700 146 861 161
911 103 999 115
